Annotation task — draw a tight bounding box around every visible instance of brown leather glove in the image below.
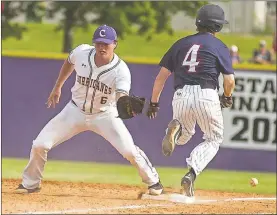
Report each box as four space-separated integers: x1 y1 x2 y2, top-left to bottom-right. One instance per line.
117 96 145 119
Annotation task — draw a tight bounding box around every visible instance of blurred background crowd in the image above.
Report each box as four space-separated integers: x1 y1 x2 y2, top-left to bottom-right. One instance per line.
230 36 276 65
1 1 276 66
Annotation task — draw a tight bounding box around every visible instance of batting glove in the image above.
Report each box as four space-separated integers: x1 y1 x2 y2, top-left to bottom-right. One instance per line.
147 101 159 119
220 94 233 108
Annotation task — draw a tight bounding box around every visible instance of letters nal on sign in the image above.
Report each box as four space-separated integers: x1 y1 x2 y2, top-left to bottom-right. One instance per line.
218 70 276 151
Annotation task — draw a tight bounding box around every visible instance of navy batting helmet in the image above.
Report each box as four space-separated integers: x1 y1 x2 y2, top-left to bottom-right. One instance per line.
195 4 228 32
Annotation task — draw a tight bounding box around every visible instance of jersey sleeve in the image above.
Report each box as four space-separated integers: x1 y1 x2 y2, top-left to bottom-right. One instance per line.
217 44 234 74
115 61 131 94
68 44 93 65
159 44 175 72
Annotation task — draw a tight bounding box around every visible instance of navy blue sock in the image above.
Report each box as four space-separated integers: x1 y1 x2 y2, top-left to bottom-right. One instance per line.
189 168 196 182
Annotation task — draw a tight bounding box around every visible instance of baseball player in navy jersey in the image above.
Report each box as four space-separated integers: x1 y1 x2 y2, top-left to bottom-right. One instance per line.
16 25 163 195
147 4 235 197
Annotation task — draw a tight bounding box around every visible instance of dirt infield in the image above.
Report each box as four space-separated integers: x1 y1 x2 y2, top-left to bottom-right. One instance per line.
2 179 276 214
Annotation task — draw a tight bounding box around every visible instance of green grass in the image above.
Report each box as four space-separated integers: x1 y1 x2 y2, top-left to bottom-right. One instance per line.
2 157 276 195
2 23 275 64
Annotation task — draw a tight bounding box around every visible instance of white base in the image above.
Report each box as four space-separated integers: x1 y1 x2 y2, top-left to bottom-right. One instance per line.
140 193 196 204
139 193 276 204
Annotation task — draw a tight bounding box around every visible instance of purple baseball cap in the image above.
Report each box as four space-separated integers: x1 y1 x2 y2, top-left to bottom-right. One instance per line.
93 25 117 44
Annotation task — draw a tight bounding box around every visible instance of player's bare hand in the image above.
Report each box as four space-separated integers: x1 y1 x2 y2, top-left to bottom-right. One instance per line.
146 102 159 119
46 87 61 108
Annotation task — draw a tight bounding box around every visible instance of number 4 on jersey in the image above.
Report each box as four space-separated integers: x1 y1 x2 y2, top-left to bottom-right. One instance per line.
182 44 200 72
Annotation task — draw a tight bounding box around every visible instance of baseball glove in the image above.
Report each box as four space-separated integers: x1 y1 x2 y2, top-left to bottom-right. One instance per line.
220 94 233 108
117 95 146 119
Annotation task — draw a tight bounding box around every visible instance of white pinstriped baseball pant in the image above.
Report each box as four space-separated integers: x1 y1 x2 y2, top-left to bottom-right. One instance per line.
172 85 224 175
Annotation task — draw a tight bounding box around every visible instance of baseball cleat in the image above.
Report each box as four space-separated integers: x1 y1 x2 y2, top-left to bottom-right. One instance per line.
15 184 41 194
148 181 163 196
162 119 182 156
180 173 194 197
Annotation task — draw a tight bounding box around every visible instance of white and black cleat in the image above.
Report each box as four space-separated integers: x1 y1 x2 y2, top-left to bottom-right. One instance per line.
148 181 163 196
15 184 41 194
181 173 194 197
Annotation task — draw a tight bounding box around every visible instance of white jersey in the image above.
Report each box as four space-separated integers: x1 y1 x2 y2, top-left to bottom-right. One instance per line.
68 44 131 113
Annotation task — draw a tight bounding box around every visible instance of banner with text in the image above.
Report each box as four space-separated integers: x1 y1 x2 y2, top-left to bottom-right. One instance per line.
2 57 276 172
219 71 276 151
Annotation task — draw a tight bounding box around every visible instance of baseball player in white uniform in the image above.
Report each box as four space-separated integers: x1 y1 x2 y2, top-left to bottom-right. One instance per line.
146 5 235 197
16 25 163 195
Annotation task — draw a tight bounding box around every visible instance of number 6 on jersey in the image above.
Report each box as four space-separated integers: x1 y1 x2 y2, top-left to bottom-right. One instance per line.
182 44 200 72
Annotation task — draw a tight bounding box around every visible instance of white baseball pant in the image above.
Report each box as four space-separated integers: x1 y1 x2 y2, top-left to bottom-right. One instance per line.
21 101 160 189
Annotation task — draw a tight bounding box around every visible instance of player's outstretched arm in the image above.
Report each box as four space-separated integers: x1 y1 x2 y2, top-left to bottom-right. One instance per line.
151 67 171 103
46 60 75 108
146 67 171 119
223 74 235 97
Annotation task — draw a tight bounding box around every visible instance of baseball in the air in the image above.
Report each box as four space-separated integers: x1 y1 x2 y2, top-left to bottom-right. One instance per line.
250 178 258 187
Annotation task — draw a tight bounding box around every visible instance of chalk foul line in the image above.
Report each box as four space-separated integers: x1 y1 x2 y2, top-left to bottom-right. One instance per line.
22 196 276 214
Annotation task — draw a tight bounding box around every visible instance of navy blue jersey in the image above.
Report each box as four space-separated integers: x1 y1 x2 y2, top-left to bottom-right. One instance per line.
159 32 234 90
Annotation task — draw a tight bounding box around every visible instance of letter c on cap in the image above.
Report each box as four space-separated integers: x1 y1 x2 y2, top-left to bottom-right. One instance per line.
99 29 106 37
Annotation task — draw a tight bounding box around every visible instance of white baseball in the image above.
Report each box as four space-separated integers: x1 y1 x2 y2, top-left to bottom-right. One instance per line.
250 178 258 187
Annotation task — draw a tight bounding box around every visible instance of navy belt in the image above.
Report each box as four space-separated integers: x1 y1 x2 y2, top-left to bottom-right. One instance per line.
176 83 217 90
71 100 77 107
